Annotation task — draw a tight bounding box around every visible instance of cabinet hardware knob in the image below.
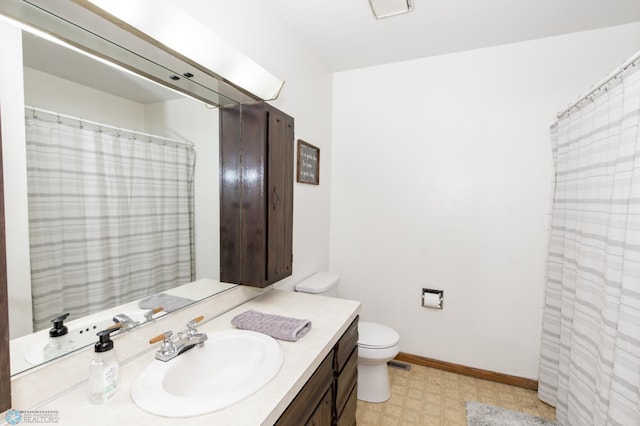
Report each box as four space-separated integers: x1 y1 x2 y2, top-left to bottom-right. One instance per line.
271 187 279 209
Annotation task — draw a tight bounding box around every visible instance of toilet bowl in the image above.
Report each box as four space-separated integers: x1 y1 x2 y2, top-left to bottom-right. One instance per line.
357 321 400 402
295 272 400 403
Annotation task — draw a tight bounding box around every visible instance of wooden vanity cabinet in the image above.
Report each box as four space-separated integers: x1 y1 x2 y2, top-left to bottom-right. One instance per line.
276 317 359 426
307 389 333 426
333 318 358 426
276 352 334 426
219 102 294 288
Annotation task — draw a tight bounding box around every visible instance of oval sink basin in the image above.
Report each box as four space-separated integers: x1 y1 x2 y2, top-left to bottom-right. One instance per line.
131 329 284 417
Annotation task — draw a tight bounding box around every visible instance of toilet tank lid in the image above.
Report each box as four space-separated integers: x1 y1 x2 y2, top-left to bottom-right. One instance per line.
295 272 339 294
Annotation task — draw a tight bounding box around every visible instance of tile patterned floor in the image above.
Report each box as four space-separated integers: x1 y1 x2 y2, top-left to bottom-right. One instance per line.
356 362 556 426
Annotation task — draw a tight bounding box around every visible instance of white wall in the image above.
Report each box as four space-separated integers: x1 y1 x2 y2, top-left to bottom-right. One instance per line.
24 68 145 128
330 23 640 379
174 0 334 290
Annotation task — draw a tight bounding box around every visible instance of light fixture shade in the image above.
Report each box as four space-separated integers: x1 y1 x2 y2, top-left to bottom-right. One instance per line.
84 0 284 101
368 0 414 19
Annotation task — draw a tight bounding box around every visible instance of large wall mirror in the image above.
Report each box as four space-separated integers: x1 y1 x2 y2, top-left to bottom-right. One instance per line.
1 3 241 378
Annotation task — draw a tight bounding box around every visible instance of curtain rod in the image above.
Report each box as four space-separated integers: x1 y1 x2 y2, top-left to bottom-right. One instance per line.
556 49 640 119
25 105 193 149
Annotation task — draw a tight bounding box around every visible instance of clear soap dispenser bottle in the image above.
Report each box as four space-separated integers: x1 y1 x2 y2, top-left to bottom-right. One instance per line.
89 327 121 404
43 313 76 361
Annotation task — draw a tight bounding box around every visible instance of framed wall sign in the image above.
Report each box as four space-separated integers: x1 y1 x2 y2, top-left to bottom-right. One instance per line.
296 139 320 185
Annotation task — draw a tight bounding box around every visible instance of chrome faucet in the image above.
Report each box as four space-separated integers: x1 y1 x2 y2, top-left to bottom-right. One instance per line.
153 331 181 362
112 313 139 330
150 316 207 362
113 307 163 330
184 315 208 347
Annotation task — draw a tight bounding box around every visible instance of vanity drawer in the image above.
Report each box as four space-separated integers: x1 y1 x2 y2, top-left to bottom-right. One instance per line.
276 351 333 426
335 347 357 416
334 316 358 373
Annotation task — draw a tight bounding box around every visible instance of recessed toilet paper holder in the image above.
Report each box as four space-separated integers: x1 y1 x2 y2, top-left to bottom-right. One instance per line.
421 288 443 309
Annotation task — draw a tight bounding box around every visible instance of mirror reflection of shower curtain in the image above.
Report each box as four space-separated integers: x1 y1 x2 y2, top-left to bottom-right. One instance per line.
25 115 195 332
539 59 640 425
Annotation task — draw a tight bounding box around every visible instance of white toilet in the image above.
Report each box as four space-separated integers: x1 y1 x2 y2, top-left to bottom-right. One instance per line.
295 272 400 403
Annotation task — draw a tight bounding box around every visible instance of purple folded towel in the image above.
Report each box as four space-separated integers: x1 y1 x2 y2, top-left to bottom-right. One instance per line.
138 293 194 313
231 310 312 342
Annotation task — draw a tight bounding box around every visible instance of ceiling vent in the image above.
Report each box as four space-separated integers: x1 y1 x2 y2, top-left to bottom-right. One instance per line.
368 0 414 19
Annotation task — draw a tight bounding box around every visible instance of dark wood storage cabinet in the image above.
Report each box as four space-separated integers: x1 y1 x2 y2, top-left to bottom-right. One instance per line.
219 102 294 287
276 317 359 426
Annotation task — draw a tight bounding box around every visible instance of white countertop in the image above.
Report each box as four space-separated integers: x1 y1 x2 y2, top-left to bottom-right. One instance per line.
10 279 235 376
35 289 361 425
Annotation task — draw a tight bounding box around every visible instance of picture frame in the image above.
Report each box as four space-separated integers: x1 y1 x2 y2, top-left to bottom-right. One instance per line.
296 139 320 185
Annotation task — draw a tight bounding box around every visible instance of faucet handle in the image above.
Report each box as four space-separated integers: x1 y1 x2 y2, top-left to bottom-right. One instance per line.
149 331 173 345
187 315 204 327
186 315 204 335
144 306 164 322
150 331 179 361
107 322 123 331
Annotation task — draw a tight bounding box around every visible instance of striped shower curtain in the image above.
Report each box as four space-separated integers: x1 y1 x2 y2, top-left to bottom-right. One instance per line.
25 114 195 331
538 61 640 424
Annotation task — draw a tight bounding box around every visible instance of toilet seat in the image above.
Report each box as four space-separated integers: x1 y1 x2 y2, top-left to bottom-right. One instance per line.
358 321 400 349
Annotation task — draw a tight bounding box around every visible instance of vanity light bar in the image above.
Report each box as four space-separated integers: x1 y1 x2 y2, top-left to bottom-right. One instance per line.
0 13 205 107
82 0 285 101
0 0 258 106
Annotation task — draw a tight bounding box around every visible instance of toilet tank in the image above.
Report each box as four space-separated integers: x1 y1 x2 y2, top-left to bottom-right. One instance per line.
295 272 340 297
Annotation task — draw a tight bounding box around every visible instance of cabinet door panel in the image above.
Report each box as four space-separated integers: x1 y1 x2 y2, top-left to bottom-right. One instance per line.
305 388 332 426
276 352 333 425
267 109 293 283
337 385 357 426
219 104 243 283
283 116 294 275
240 103 267 284
335 317 359 372
336 348 357 416
219 102 293 287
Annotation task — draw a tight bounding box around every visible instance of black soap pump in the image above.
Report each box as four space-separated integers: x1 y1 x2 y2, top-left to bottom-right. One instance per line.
90 326 121 404
42 313 76 361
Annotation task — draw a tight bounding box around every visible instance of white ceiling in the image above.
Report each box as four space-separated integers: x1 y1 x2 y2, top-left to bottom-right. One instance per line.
20 1 640 103
268 0 640 71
